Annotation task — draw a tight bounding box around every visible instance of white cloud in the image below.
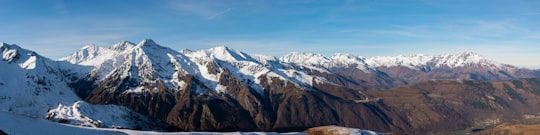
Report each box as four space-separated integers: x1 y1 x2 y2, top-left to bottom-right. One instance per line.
338 18 533 42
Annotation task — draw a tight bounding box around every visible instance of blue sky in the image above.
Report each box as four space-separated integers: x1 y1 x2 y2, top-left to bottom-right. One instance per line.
1 0 539 68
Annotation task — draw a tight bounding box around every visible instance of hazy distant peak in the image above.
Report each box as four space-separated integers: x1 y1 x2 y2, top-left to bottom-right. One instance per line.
280 52 330 65
61 39 516 72
331 53 366 60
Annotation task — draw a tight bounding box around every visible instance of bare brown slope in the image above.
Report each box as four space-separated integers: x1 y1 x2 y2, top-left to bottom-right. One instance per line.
83 68 411 132
77 49 540 133
306 66 540 91
474 123 540 135
369 78 540 133
83 70 540 133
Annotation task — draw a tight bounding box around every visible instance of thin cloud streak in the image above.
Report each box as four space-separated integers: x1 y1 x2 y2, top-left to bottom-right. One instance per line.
337 18 535 42
207 8 232 20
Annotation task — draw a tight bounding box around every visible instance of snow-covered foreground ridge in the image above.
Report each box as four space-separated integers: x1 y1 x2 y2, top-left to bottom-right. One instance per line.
0 110 309 135
0 42 161 130
2 109 383 135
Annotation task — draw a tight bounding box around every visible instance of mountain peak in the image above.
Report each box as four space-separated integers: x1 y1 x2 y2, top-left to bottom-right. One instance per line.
283 52 326 58
441 51 488 62
207 46 234 55
434 51 496 68
280 52 330 66
455 51 484 59
111 41 136 51
331 53 364 60
137 39 158 47
1 43 20 62
210 45 230 50
200 46 254 61
0 42 19 49
136 39 171 52
1 42 39 57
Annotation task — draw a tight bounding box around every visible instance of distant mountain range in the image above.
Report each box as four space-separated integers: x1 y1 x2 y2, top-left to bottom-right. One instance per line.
1 39 540 134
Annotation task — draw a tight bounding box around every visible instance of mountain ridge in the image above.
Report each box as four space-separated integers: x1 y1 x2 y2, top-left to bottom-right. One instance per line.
0 41 168 130
2 39 540 134
58 39 519 69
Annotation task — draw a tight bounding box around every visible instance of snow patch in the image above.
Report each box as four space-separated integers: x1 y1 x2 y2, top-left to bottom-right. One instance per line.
47 101 160 130
365 51 507 70
20 56 37 69
2 48 18 62
280 52 330 66
215 84 227 93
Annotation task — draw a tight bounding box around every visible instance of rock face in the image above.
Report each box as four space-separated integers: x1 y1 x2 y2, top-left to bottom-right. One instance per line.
4 39 540 133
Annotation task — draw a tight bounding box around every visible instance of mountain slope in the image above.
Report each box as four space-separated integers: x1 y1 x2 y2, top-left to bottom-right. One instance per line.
0 42 80 116
0 42 163 130
369 78 540 134
0 110 125 135
62 40 386 132
0 110 311 135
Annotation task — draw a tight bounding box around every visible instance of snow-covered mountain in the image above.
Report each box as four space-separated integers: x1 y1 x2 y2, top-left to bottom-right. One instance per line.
0 42 162 130
1 110 312 135
364 51 514 71
278 50 535 90
58 40 361 131
2 39 540 133
0 42 79 116
59 39 534 93
279 51 513 72
61 39 336 95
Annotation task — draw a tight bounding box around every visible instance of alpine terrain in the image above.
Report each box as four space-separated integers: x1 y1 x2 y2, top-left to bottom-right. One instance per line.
1 39 540 134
